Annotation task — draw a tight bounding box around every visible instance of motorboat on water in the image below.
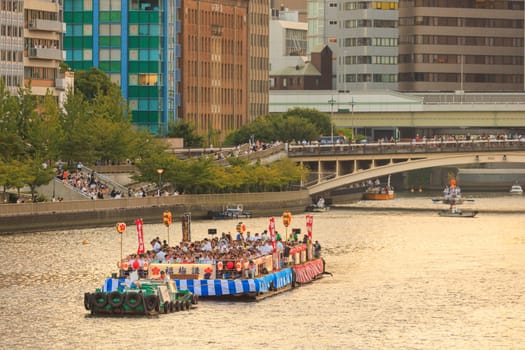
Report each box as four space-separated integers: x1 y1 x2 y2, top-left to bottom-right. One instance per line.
209 204 253 220
509 184 523 194
363 175 394 200
306 197 330 212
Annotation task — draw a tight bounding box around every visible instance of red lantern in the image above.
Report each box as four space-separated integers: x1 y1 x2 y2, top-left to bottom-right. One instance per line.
226 261 234 270
282 211 292 227
116 222 126 233
132 260 140 270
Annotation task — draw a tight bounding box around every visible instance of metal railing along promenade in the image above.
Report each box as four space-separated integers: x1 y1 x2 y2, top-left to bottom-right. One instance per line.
287 139 525 157
81 165 129 194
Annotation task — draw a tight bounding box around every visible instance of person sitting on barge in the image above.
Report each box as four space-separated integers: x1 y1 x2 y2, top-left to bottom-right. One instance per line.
121 227 321 279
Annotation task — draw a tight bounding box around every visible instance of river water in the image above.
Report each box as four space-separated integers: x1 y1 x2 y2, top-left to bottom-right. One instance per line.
1 193 524 349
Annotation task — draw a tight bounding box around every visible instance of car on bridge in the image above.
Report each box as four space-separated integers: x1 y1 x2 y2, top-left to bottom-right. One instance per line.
318 136 347 144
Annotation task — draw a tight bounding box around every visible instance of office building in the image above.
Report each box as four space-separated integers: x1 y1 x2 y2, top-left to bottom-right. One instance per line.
247 0 269 127
1 0 67 100
271 0 308 22
180 0 268 141
308 0 399 92
1 0 24 92
64 0 179 135
398 0 524 92
269 16 307 73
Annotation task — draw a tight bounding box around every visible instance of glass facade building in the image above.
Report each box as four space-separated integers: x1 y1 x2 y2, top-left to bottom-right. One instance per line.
64 0 179 134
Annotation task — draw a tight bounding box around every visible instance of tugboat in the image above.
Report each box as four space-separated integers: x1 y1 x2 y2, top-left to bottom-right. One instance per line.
84 221 197 316
84 275 197 316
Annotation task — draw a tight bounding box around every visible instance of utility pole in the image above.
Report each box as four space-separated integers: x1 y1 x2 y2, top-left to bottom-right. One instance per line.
328 97 336 143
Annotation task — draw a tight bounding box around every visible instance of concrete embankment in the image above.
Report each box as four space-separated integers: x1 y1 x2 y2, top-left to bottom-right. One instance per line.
0 191 311 234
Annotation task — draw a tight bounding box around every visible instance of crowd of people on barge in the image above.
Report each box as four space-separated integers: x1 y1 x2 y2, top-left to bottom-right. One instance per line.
121 228 318 278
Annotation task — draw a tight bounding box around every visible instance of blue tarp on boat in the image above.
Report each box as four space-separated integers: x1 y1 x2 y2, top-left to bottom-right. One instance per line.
102 277 126 292
174 268 293 296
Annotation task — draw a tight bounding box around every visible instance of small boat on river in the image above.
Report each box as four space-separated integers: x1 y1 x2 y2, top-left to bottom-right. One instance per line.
306 197 330 212
509 184 523 194
363 175 394 200
209 204 253 220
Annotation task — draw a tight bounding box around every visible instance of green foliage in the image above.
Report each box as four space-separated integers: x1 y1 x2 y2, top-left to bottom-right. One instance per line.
283 108 331 135
74 67 117 99
29 91 63 160
59 62 70 73
133 155 307 194
25 158 55 200
0 72 171 199
0 73 309 199
223 108 330 146
167 120 204 147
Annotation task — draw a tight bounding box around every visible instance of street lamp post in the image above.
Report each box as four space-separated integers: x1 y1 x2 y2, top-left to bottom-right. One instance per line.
328 97 336 143
156 168 164 196
351 96 355 141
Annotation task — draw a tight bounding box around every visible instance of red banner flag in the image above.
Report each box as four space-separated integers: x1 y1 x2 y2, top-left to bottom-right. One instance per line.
269 217 276 253
135 218 145 254
306 214 313 244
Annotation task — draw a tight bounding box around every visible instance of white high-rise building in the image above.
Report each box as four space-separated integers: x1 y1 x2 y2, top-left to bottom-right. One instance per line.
0 0 24 92
308 0 399 92
1 0 68 101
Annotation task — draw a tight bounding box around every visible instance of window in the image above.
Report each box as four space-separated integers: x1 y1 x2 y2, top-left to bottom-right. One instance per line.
99 48 121 60
139 73 158 85
99 24 121 36
100 0 121 10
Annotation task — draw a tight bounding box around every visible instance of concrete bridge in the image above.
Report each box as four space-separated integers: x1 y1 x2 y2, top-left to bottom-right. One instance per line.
286 139 525 196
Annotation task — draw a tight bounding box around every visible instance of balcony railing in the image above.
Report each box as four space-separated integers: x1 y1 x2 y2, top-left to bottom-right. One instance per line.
28 19 64 33
28 47 64 60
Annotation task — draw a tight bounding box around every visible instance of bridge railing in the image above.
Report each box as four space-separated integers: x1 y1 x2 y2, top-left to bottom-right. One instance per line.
288 139 525 156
